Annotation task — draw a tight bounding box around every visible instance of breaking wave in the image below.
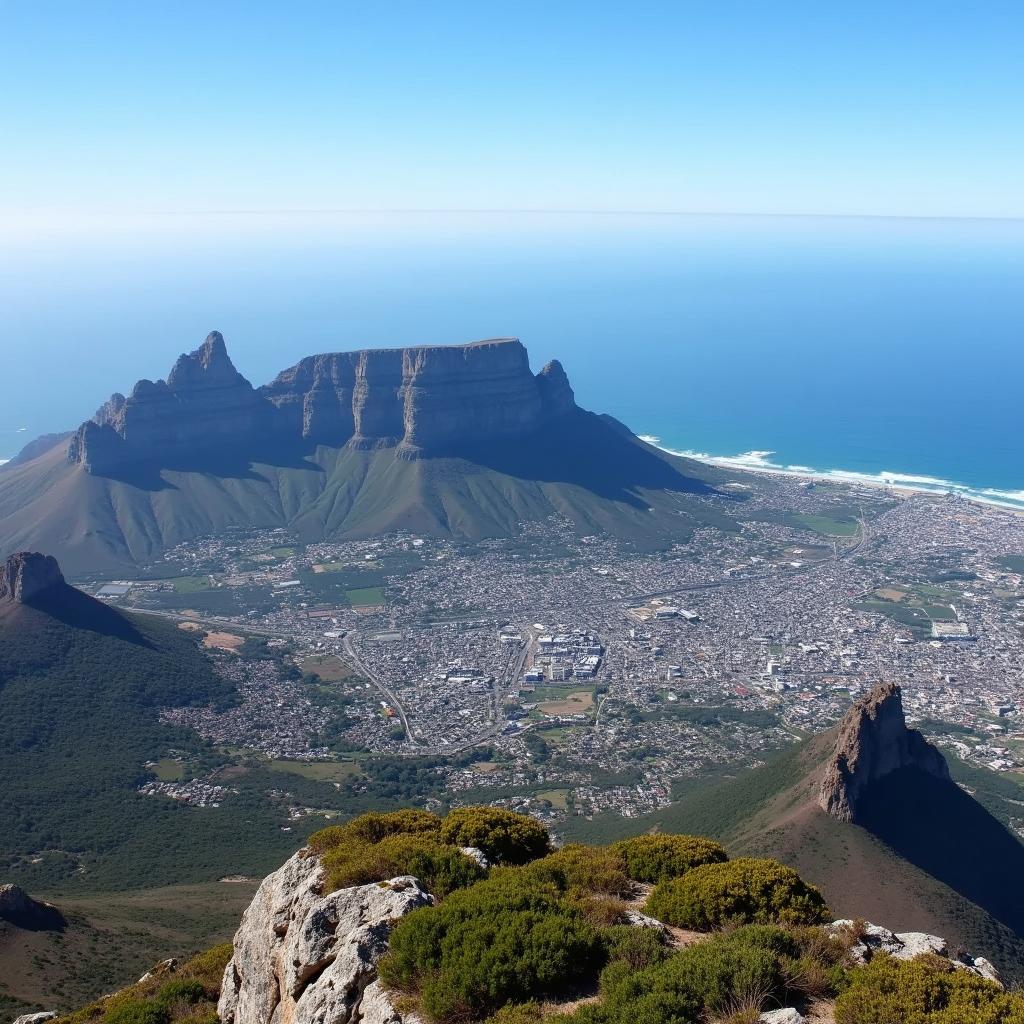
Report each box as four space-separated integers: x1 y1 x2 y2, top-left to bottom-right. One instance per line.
637 436 1024 512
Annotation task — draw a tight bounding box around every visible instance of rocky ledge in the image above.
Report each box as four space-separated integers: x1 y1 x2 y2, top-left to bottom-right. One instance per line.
217 851 433 1024
0 552 65 605
819 681 950 823
68 333 578 474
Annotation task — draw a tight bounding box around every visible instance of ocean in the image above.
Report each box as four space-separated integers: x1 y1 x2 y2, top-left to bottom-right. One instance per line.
2 213 1021 508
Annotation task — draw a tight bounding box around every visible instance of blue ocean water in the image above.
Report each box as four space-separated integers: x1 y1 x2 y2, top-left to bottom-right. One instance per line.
1 213 1021 506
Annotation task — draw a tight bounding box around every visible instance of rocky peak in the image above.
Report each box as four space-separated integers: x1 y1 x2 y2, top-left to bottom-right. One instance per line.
168 331 246 388
819 682 950 822
536 359 575 417
0 552 65 605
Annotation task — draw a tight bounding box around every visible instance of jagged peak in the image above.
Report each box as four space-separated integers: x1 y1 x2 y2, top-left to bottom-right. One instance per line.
167 331 247 389
819 682 950 822
0 551 65 605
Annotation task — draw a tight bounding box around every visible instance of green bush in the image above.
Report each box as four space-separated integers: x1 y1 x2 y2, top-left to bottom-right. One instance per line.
309 809 443 852
644 858 828 930
153 981 206 1010
834 954 1024 1024
321 832 485 896
520 844 632 896
602 925 669 971
564 927 790 1024
440 806 551 865
103 1005 169 1024
611 834 728 883
379 871 603 1021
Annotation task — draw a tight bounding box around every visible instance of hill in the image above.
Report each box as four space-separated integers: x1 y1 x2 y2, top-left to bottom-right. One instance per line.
0 334 736 577
568 684 1024 979
0 553 302 892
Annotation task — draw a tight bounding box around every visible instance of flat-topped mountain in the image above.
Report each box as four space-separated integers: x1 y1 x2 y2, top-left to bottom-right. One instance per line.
68 333 578 473
0 333 734 575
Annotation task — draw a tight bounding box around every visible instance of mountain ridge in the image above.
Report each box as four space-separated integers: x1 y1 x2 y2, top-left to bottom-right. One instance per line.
0 335 735 575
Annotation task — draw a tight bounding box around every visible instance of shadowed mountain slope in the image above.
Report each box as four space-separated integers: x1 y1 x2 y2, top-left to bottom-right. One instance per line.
570 684 1024 979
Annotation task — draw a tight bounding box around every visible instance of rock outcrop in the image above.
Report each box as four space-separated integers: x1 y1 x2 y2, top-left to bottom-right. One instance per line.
0 883 64 930
827 919 1001 985
217 850 432 1024
819 682 950 822
0 553 65 605
69 334 578 473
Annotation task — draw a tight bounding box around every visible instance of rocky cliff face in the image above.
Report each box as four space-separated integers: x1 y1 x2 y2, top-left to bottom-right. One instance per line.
0 552 65 604
69 334 578 473
819 682 950 822
68 333 271 473
218 851 431 1024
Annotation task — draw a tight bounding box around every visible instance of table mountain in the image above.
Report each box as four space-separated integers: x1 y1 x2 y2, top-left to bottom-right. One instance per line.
0 333 734 575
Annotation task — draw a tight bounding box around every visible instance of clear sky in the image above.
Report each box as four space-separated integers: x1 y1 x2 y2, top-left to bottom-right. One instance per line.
2 0 1022 225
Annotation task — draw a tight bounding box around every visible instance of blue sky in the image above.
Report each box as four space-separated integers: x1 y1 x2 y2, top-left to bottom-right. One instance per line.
2 1 1022 223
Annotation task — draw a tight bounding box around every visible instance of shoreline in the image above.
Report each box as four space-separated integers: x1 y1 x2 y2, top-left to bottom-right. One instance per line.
640 436 1024 516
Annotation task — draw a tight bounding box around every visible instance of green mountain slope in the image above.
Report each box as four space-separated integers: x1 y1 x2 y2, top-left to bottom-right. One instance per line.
0 591 299 891
0 412 736 576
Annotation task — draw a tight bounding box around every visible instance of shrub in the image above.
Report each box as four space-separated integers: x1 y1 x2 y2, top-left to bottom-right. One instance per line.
521 844 632 896
645 858 828 930
565 927 789 1024
440 807 551 865
322 832 485 896
612 834 728 883
379 872 603 1022
309 809 443 852
153 981 206 1011
602 924 669 971
834 954 1024 1024
103 1005 170 1024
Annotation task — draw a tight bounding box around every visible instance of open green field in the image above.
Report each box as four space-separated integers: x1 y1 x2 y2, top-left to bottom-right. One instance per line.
791 512 860 537
855 582 959 636
520 684 591 702
172 575 215 594
346 586 386 606
300 654 354 681
535 787 569 810
152 758 184 781
266 759 365 783
269 546 297 558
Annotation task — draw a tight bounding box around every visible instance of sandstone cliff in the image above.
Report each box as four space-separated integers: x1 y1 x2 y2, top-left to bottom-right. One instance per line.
69 334 578 473
0 552 65 605
819 682 950 822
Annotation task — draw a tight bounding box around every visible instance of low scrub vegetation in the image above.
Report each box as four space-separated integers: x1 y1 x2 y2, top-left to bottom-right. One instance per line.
611 834 727 883
835 954 1024 1023
379 871 605 1021
56 944 231 1024
439 805 552 864
644 857 829 930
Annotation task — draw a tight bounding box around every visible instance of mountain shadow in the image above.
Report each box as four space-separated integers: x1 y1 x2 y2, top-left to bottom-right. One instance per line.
435 410 723 507
859 766 1024 937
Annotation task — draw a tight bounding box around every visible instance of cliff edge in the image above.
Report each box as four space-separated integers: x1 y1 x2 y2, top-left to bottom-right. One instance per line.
819 682 950 823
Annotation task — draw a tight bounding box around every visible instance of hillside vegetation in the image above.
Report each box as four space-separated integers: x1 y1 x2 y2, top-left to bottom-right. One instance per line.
51 807 1024 1024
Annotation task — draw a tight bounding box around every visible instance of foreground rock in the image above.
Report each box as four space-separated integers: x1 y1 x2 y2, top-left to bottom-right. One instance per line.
217 851 432 1024
819 682 950 822
12 1013 58 1024
828 920 1001 985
